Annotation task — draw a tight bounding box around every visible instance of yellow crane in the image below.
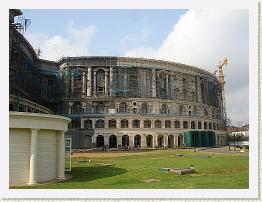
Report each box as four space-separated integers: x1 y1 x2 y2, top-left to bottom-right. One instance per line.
214 58 228 128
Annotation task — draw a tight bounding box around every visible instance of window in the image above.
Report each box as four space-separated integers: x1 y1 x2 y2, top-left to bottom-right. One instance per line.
132 120 140 128
209 123 212 129
198 122 202 129
84 119 92 129
161 104 168 114
121 119 129 128
109 119 116 128
70 119 81 128
119 102 127 114
141 103 149 114
183 121 188 129
204 122 207 129
95 119 105 128
155 120 162 128
191 121 195 129
174 121 180 128
144 120 151 128
165 120 171 128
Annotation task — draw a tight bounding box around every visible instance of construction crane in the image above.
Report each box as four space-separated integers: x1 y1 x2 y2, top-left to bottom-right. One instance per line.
214 58 228 129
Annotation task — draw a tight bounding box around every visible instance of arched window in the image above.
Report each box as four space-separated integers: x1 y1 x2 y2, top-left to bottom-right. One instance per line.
121 119 129 128
183 121 188 129
161 104 168 114
84 119 92 129
174 120 180 128
70 119 81 128
95 119 105 128
144 120 151 128
204 122 207 129
134 135 141 148
203 108 208 116
209 123 212 129
213 123 216 130
72 103 82 114
155 120 162 128
132 120 140 128
198 122 202 129
165 120 171 128
141 103 149 114
96 135 104 147
119 102 127 114
109 119 116 128
96 70 105 94
191 121 195 129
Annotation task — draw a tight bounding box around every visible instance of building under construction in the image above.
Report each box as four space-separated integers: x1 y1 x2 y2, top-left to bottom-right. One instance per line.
9 9 228 150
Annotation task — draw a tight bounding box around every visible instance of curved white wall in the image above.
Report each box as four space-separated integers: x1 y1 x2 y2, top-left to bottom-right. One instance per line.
9 112 71 186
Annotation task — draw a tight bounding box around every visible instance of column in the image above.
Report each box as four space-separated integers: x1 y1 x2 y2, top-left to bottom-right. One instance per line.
28 129 39 185
116 119 121 128
164 135 168 148
92 119 96 129
152 69 156 97
140 120 144 128
129 135 134 147
104 135 109 147
81 118 84 129
71 75 74 96
141 134 146 148
105 120 109 128
57 131 65 180
166 74 169 96
82 72 86 96
93 71 97 97
152 135 155 148
109 66 113 96
86 67 92 96
117 134 122 147
105 72 108 95
68 102 73 115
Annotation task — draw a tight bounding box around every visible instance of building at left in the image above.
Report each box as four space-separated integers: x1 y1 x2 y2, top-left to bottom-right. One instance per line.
9 9 70 186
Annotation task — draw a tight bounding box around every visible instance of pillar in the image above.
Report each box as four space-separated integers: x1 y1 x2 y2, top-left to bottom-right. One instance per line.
129 135 134 147
166 74 169 96
140 120 144 128
57 131 65 180
117 134 122 147
105 120 109 128
93 71 97 97
105 72 108 95
82 72 86 96
152 69 156 97
104 135 109 147
28 129 39 185
86 67 92 96
141 135 146 148
152 135 155 148
81 118 84 129
70 75 74 96
109 66 113 96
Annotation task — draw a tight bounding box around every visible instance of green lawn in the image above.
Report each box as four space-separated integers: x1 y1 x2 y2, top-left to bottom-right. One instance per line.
13 149 248 189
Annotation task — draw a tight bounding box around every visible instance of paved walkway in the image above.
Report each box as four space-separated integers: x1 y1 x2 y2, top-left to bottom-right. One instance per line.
200 146 249 155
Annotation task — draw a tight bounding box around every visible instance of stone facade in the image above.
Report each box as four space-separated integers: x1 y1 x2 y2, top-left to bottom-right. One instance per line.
58 57 227 149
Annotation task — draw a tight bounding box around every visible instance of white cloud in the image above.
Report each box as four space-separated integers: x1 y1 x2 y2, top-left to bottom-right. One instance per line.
125 9 249 124
25 20 97 61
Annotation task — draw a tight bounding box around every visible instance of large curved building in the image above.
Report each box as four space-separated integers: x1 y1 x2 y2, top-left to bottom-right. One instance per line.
9 10 227 151
58 56 227 149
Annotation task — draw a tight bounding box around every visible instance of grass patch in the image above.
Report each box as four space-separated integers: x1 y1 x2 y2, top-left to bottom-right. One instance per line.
12 149 248 189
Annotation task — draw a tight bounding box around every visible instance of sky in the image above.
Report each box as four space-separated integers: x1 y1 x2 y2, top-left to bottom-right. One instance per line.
20 9 249 125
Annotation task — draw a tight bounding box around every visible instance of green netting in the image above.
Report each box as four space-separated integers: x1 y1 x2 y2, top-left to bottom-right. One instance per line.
183 131 192 147
208 131 216 146
200 131 208 147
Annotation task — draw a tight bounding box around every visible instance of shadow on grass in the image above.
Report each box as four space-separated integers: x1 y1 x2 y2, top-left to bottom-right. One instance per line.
65 166 127 183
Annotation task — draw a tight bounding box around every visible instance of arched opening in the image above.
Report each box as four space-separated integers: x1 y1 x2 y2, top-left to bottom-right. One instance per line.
144 120 151 128
95 119 105 128
178 134 183 147
203 108 208 116
174 120 180 128
204 122 207 129
191 121 195 129
213 123 216 130
119 102 127 114
198 122 202 129
84 119 92 129
168 135 174 148
161 104 168 114
122 135 129 148
165 120 171 128
109 119 116 128
83 135 92 148
134 135 141 148
146 135 153 147
109 135 117 148
121 119 129 128
96 135 104 147
155 120 162 128
132 120 140 128
209 123 212 129
183 121 188 129
141 103 149 114
72 102 82 114
157 135 164 147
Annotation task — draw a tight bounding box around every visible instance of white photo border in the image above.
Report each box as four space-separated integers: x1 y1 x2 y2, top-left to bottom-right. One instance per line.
0 0 259 200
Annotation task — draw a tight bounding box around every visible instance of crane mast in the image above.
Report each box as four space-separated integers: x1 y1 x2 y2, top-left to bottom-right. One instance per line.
215 58 228 129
